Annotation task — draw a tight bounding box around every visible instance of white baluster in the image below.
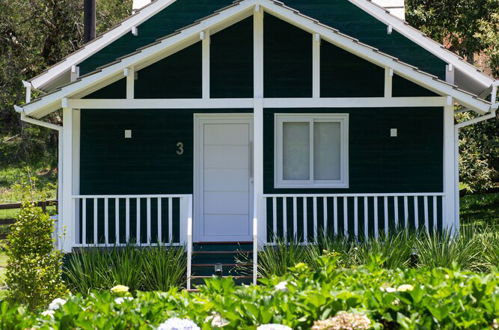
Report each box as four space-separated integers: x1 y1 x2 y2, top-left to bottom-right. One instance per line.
104 198 109 246
115 198 120 244
168 198 173 244
157 198 162 243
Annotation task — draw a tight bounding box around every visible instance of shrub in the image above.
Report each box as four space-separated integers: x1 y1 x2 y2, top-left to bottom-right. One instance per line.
63 245 186 293
0 255 497 329
4 201 67 309
247 226 499 277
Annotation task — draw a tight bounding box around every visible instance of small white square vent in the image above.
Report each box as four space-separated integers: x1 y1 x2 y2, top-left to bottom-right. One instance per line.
124 129 132 139
390 128 398 137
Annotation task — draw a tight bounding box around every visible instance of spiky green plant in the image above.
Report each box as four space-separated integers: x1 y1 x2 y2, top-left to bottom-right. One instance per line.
141 246 186 291
415 227 487 272
64 245 186 293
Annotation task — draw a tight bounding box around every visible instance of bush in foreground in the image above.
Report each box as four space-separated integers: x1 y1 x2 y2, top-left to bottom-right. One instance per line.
1 254 497 329
4 201 67 309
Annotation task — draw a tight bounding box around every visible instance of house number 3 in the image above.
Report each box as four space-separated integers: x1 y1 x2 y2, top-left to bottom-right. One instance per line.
176 142 184 155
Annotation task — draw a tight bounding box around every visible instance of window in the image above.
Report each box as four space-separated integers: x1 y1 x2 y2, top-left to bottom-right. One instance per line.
275 114 349 188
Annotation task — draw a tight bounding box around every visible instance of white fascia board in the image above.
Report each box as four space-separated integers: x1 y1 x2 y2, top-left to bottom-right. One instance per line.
22 0 256 118
28 0 177 91
260 0 491 114
349 0 494 89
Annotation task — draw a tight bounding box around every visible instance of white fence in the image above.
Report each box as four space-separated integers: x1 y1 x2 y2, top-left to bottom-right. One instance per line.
263 193 445 243
72 194 192 247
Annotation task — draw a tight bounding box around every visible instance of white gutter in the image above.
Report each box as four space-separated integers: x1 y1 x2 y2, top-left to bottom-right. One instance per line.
15 106 62 131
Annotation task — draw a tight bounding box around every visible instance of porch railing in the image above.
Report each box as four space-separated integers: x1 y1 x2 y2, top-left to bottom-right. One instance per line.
263 193 445 243
72 194 192 247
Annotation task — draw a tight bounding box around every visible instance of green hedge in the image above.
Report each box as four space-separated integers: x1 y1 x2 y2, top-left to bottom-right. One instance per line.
1 254 498 329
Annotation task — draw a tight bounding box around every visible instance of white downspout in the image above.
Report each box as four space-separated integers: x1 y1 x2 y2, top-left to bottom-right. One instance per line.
15 106 64 249
452 82 498 232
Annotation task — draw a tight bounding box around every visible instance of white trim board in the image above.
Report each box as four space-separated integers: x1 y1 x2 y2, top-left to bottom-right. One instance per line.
17 0 493 118
66 97 448 109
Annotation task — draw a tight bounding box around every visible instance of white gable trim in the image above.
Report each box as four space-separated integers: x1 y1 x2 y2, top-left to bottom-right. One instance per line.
260 0 491 113
18 0 493 118
350 0 494 90
29 0 177 91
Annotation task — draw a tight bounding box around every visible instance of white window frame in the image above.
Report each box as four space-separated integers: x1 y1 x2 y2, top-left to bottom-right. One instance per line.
274 113 349 189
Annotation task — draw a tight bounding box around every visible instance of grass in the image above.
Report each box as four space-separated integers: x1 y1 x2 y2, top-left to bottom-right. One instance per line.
0 165 57 204
460 192 499 226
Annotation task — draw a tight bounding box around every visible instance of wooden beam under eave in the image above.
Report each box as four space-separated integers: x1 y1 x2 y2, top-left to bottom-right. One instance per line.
126 67 135 99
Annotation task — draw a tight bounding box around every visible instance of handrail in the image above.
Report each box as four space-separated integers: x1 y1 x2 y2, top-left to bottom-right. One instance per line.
186 195 193 290
72 194 190 198
263 192 445 198
253 216 258 285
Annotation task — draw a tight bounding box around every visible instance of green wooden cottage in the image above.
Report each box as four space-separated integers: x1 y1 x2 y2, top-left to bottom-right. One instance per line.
15 0 498 287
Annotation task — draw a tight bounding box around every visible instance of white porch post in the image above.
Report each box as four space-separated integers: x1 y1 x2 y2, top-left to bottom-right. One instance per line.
443 101 457 233
253 6 266 246
252 6 265 284
61 107 75 252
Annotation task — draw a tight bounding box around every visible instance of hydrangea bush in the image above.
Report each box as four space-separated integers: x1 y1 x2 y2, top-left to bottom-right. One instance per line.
0 254 497 329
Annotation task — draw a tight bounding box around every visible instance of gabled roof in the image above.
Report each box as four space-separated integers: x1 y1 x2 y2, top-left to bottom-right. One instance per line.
27 0 496 96
28 0 176 91
17 0 494 119
352 0 494 94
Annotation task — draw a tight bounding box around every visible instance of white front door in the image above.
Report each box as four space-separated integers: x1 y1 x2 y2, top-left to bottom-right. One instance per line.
194 114 253 242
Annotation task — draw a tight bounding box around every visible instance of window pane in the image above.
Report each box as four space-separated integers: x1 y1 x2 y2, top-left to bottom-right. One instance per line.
314 122 341 180
283 122 309 180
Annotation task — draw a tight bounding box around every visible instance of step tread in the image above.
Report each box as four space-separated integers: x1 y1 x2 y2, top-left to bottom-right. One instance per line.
191 275 253 279
192 263 250 267
192 250 252 254
194 241 253 245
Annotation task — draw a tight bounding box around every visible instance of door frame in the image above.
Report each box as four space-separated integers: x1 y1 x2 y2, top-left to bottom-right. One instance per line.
193 113 254 242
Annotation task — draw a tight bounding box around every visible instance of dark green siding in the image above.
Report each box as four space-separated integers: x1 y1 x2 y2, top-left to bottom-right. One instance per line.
393 74 438 97
80 109 194 194
320 41 384 97
79 0 446 80
80 108 253 195
79 0 235 75
211 17 253 98
281 0 446 79
135 42 202 98
264 14 312 97
264 107 444 194
85 78 126 99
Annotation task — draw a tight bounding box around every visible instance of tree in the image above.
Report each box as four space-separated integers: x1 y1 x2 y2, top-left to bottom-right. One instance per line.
407 0 499 193
0 0 131 167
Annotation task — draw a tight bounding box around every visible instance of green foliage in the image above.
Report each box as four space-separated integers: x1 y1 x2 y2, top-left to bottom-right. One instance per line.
406 0 499 193
406 0 499 75
0 0 132 168
63 245 186 294
457 112 498 193
461 192 499 225
246 225 499 278
4 181 67 309
1 256 498 329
